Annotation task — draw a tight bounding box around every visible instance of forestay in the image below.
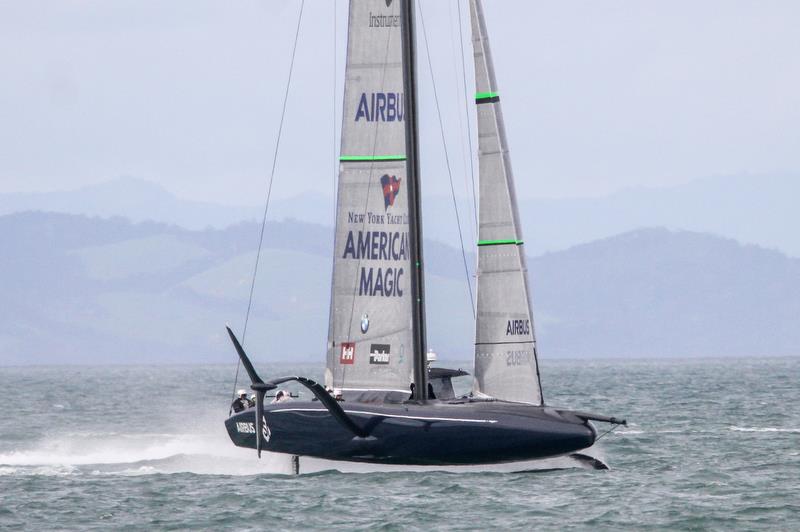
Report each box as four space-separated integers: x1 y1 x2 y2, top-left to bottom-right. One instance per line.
326 0 414 394
470 0 543 404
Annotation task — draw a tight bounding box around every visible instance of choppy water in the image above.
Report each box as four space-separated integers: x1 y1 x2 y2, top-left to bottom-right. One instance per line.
1 358 798 530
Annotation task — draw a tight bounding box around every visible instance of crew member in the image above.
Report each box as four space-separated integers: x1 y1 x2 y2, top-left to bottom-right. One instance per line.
408 382 435 400
427 382 437 400
271 390 292 404
231 389 250 413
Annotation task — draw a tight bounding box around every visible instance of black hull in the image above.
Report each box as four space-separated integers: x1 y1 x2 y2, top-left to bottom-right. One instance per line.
225 400 596 466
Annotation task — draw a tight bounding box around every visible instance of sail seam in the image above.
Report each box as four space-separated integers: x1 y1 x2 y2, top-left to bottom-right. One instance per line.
475 341 535 346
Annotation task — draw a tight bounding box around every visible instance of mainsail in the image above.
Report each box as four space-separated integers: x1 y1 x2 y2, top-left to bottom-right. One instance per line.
326 0 417 394
470 0 544 404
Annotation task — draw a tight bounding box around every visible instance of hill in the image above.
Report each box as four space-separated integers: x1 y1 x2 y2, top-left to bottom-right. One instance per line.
0 212 797 364
2 173 799 257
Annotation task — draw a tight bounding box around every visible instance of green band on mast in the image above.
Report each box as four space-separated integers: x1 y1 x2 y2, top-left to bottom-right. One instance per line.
339 155 406 162
477 239 523 246
475 91 499 103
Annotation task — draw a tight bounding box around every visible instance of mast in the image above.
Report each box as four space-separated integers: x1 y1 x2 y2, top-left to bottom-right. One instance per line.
400 0 428 401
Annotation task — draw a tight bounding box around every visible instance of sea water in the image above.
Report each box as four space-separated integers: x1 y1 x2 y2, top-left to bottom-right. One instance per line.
1 358 798 530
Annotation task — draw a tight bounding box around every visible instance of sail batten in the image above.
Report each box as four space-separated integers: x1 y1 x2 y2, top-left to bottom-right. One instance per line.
470 0 543 405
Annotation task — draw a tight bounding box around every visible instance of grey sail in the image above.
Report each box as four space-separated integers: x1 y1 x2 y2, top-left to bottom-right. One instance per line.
470 0 543 404
325 0 415 394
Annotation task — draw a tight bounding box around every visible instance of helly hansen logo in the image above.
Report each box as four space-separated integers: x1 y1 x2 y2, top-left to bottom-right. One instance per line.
340 342 355 364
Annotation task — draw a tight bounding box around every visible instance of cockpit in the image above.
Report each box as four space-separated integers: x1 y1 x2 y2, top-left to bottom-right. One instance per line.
428 367 470 401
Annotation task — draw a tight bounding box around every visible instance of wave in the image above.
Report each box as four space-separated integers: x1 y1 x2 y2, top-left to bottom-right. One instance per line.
729 426 800 433
0 430 294 476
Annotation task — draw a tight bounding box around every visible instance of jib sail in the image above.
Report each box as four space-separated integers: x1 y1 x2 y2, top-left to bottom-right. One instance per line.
326 0 416 394
470 0 543 404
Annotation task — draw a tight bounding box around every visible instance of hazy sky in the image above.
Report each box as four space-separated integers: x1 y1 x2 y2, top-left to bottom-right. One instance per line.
1 0 798 205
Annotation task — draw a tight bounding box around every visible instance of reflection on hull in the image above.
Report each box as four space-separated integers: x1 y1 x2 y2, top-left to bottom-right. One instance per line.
262 451 608 475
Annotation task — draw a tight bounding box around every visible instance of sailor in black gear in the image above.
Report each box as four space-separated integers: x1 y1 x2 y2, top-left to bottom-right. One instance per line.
427 382 436 400
231 389 250 413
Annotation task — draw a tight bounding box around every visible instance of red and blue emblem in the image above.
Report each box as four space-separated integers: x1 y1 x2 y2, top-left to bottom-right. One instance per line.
380 174 401 210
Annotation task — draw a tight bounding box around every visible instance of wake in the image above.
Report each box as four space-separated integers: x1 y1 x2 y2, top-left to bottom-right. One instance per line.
730 426 800 434
0 428 295 476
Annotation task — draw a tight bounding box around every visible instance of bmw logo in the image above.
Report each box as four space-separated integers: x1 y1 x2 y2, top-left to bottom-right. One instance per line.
361 313 370 334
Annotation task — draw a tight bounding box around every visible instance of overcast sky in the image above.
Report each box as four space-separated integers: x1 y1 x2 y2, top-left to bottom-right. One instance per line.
1 0 798 205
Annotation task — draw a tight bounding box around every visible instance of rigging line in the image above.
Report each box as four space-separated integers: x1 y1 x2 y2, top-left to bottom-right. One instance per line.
448 2 476 250
594 423 622 442
230 0 306 413
332 0 338 219
419 0 475 318
457 0 478 231
328 0 337 377
448 0 477 242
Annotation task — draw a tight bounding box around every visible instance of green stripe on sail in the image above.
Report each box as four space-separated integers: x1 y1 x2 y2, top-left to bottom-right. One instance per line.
339 155 406 162
477 239 523 246
475 91 499 100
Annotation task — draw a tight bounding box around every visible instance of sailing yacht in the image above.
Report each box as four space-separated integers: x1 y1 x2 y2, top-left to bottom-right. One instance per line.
225 0 624 469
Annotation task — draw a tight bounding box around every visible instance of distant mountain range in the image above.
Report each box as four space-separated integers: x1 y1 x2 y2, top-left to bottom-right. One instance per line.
0 177 260 230
1 211 797 365
2 173 798 257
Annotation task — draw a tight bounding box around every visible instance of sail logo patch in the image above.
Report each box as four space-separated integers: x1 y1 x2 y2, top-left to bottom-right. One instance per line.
341 230 407 298
359 267 404 297
506 319 530 336
340 342 356 364
236 422 255 434
262 415 271 442
343 230 408 260
355 92 404 122
360 314 370 334
369 344 390 364
380 174 401 209
506 350 532 366
368 11 400 28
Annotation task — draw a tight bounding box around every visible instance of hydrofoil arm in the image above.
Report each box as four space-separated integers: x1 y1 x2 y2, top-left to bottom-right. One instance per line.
225 326 368 453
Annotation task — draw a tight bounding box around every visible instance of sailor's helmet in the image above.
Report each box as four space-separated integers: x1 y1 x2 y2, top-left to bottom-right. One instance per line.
237 389 247 397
